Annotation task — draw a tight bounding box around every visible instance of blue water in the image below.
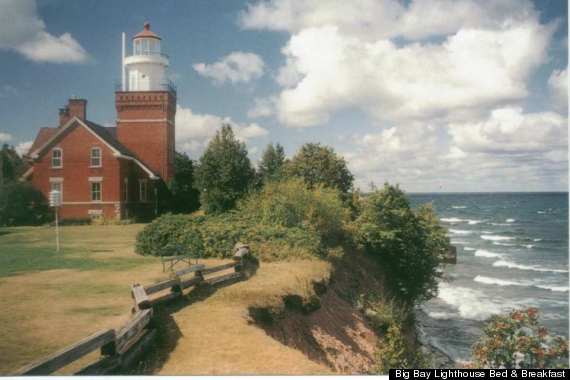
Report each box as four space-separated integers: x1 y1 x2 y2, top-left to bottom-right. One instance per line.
409 193 569 363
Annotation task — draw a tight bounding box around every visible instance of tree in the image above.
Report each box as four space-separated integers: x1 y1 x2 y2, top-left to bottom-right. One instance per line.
0 144 26 185
195 125 255 213
286 143 354 196
0 182 51 226
354 183 443 304
170 152 200 213
472 308 568 368
258 143 286 183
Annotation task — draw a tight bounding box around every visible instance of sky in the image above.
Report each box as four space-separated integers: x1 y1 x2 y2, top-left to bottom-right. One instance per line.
0 0 567 192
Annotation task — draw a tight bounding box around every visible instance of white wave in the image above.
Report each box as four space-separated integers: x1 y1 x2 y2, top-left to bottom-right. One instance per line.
474 275 527 287
468 220 484 225
491 223 510 226
492 242 517 246
533 238 543 242
450 229 472 235
525 244 534 249
474 276 569 293
427 311 457 319
437 282 507 321
506 218 516 223
441 217 465 223
481 235 514 241
475 249 503 258
452 205 467 209
464 247 476 251
492 260 568 274
536 285 569 293
451 240 468 245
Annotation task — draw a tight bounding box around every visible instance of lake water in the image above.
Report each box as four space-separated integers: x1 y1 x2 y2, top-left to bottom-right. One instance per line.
409 193 569 364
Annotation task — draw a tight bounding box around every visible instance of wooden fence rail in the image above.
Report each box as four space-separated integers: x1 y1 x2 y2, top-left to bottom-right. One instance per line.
12 243 254 376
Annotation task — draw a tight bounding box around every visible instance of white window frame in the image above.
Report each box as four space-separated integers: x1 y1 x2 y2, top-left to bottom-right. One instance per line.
91 181 102 202
51 148 62 168
90 147 102 168
49 180 63 202
139 179 148 202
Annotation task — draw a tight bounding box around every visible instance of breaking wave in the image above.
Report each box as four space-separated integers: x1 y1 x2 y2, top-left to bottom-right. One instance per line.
492 260 568 274
437 282 509 320
452 206 467 209
474 276 569 293
450 229 472 235
481 235 514 241
475 249 503 258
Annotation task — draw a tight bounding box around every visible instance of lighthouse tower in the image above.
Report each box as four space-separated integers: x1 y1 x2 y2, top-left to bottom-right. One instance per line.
116 22 176 182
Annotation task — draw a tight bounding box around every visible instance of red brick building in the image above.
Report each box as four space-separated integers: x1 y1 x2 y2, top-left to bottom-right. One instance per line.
22 23 176 221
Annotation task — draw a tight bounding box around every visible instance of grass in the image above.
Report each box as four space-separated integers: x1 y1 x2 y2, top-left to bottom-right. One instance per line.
0 224 334 375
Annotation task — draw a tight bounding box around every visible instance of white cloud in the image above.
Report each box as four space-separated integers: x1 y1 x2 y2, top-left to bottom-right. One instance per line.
175 105 268 157
247 96 277 118
449 107 567 154
548 68 568 113
239 0 536 41
15 140 32 156
0 132 12 143
0 84 18 98
0 0 88 63
193 51 265 85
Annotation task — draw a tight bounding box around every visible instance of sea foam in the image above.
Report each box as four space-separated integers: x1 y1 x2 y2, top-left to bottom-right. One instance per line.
492 260 568 274
475 249 502 258
481 235 514 241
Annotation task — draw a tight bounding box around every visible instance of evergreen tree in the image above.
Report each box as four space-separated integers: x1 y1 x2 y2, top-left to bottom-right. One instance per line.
170 152 200 213
258 143 286 183
195 125 255 213
0 144 26 185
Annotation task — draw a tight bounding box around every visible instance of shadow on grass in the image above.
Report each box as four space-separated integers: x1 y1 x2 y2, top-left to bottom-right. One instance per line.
131 259 259 374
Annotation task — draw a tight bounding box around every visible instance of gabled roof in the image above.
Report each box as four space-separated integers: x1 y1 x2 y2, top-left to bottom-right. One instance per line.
27 117 158 180
27 127 58 155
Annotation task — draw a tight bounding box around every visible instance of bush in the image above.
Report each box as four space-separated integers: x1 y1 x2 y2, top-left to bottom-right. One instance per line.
240 178 350 245
135 211 323 261
471 308 569 369
135 213 203 257
0 182 51 226
353 183 445 304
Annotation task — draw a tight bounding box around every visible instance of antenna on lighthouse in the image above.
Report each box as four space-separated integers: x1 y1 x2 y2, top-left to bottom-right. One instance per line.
121 32 126 91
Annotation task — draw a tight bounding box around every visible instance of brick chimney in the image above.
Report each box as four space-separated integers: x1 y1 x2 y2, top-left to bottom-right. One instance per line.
59 98 87 126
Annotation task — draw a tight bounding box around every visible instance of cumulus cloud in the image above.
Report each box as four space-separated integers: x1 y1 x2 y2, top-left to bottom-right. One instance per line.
193 51 265 85
175 105 268 157
0 132 12 143
239 0 555 128
15 140 32 156
0 0 88 63
548 68 568 113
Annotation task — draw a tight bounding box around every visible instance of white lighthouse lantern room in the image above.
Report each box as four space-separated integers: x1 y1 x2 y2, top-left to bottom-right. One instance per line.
122 22 170 92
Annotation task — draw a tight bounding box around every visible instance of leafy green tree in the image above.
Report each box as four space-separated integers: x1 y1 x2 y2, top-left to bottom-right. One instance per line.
472 308 568 368
170 152 200 213
0 182 51 226
195 125 255 213
286 143 354 196
0 144 26 185
258 143 286 183
354 183 443 304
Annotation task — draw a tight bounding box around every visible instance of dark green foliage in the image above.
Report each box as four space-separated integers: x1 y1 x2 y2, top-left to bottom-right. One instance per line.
135 211 323 261
170 152 200 213
135 213 203 257
0 182 51 226
258 143 286 183
195 125 255 214
0 144 26 185
286 143 354 196
354 183 446 304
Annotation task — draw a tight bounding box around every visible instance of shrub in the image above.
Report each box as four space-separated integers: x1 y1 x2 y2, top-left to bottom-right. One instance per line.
240 178 350 245
353 183 444 304
135 213 203 257
471 308 569 369
0 182 51 226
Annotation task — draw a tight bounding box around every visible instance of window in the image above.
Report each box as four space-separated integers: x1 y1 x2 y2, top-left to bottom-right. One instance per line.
123 178 129 201
90 147 102 167
91 182 102 202
50 182 62 202
52 148 62 168
139 179 148 202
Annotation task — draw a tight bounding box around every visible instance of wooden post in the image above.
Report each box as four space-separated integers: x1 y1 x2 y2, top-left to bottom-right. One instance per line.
131 283 151 310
